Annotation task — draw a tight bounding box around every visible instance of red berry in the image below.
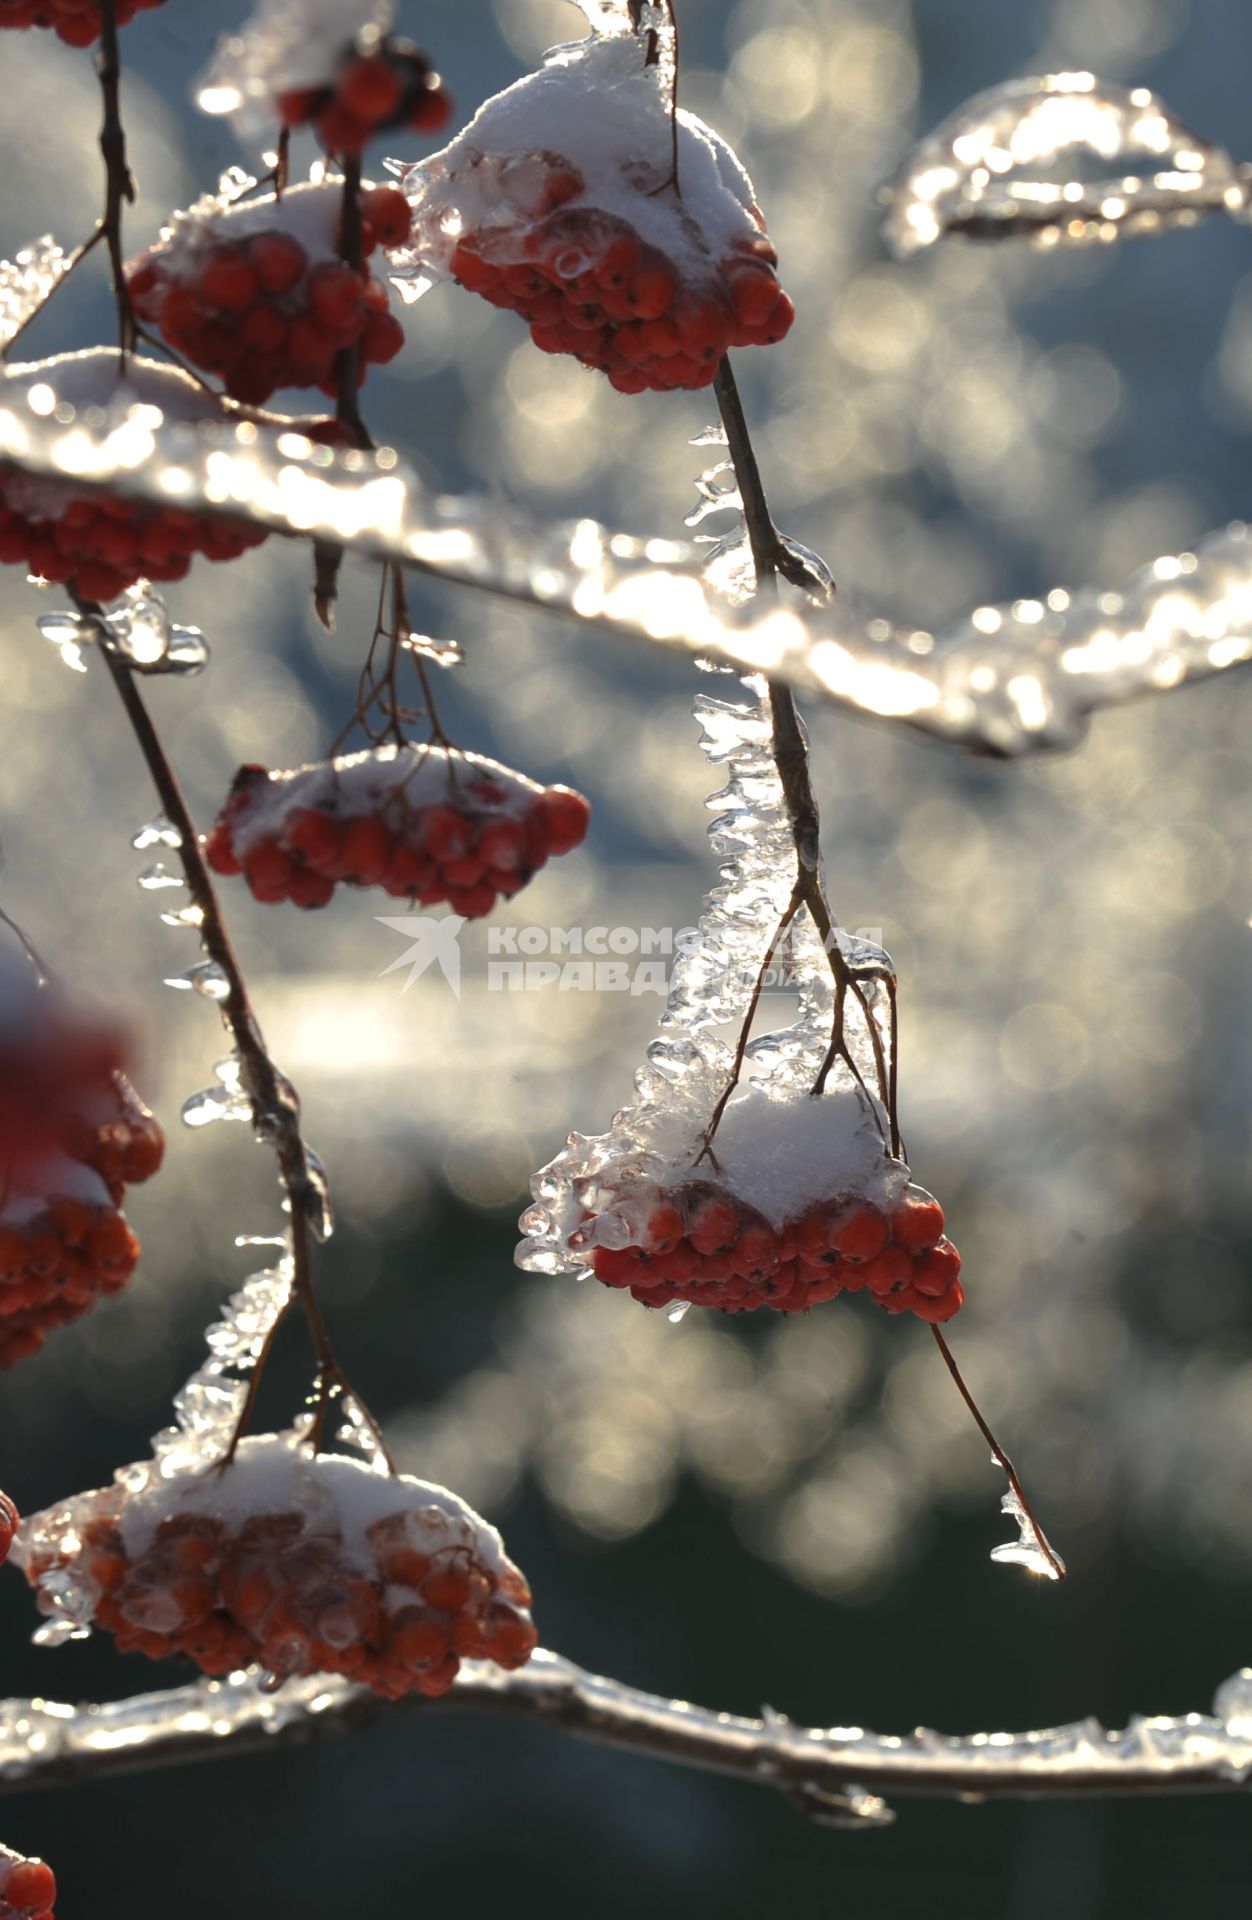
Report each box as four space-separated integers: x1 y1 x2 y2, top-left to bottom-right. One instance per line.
197 246 258 313
339 56 406 126
249 231 308 295
361 185 413 249
308 263 366 335
912 1239 962 1298
535 787 590 856
892 1185 946 1254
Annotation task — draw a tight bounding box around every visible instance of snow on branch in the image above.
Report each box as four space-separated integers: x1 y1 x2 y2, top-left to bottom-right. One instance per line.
2 350 1250 754
884 72 1252 255
2 1654 1251 1814
0 238 78 355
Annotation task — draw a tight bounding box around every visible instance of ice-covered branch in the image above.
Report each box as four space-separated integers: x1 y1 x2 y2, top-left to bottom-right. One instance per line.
3 351 1250 754
884 72 1251 255
2 1654 1251 1814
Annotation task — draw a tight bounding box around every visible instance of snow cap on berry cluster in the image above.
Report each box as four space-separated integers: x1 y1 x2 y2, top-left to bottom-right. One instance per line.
388 35 760 300
198 0 393 136
518 674 900 1282
17 1433 536 1695
222 742 547 859
136 179 350 286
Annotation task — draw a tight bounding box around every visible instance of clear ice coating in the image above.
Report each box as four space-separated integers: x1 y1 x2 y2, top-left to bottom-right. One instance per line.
518 427 899 1283
181 1056 251 1130
35 609 92 673
0 234 73 351
989 1486 1066 1582
165 960 231 1002
883 72 1252 257
2 350 1250 754
0 1650 1250 1798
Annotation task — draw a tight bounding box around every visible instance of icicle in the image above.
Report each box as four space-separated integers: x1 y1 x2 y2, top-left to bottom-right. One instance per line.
989 1486 1067 1581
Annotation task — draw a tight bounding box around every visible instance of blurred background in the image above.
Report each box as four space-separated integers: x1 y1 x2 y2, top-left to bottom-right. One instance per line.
1 0 1251 1914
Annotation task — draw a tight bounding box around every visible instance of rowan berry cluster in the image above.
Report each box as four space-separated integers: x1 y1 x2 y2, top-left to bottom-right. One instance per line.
0 963 162 1368
0 0 160 47
205 743 590 917
0 1846 55 1920
0 467 267 606
21 1440 537 1699
126 182 411 406
278 38 452 154
588 1178 963 1322
448 161 793 394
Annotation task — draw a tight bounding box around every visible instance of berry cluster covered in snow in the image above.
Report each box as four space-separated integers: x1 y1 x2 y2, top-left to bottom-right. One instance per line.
0 952 162 1368
205 743 590 916
0 0 161 47
19 1437 538 1697
538 1084 964 1323
0 352 270 602
127 181 410 406
519 683 962 1327
0 1846 55 1920
390 37 793 393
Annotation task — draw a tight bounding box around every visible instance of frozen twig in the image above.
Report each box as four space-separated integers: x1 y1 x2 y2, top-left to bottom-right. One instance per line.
1 1654 1250 1810
80 612 390 1467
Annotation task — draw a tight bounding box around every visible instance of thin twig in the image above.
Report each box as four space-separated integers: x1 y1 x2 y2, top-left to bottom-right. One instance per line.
97 0 137 356
312 156 376 628
80 612 392 1470
930 1326 1066 1580
0 1650 1244 1803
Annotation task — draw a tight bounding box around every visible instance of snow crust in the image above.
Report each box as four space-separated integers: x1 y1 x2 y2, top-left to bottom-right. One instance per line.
198 0 393 136
389 36 763 297
111 1434 515 1582
0 234 72 354
146 178 347 273
0 1153 112 1227
228 743 547 858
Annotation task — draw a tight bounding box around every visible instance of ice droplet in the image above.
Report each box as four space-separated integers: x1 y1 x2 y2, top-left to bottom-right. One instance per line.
667 1301 691 1324
989 1485 1066 1581
303 1148 334 1242
137 865 185 891
132 816 183 851
161 626 210 676
161 903 205 930
181 1086 249 1128
1213 1669 1252 1737
401 631 463 669
35 609 92 672
165 960 230 1001
104 586 170 667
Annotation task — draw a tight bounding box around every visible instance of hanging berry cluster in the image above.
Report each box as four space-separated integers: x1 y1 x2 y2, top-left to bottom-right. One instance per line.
392 36 793 394
20 1438 537 1699
0 0 161 47
205 743 590 917
126 181 411 406
588 1172 963 1322
278 37 452 154
0 352 270 603
0 1846 55 1920
0 956 162 1368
